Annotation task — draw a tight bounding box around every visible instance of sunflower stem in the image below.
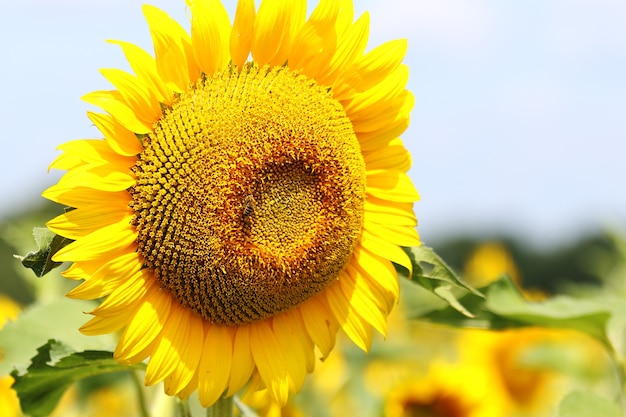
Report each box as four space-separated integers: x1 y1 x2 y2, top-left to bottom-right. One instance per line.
177 397 192 417
206 396 234 417
130 370 151 417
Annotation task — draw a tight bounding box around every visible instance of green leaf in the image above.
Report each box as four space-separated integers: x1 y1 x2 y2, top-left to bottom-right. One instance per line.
14 227 73 277
558 390 622 417
485 277 612 346
420 276 613 348
400 245 483 317
0 298 115 375
11 340 143 417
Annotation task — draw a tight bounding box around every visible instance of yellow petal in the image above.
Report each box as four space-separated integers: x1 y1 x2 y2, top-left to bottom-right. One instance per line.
55 162 135 192
272 312 314 391
88 269 148 317
362 136 412 173
339 267 388 336
145 305 191 386
326 282 372 352
47 200 132 240
82 90 152 134
364 193 417 227
363 218 420 248
334 39 407 99
99 68 162 126
114 284 171 361
48 139 124 172
143 5 195 92
87 112 143 157
343 64 409 116
250 320 290 405
52 216 136 263
352 244 400 301
320 11 369 86
177 372 199 400
197 324 233 407
62 242 136 281
357 120 410 151
67 251 142 300
299 295 338 359
360 230 413 275
80 310 134 336
107 39 174 105
352 91 413 135
164 311 204 395
227 325 255 395
289 0 338 79
42 185 129 210
187 0 231 75
252 0 305 66
366 170 420 203
230 0 256 68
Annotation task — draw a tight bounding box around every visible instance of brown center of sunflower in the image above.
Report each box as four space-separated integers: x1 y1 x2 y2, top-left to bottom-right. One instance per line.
129 64 365 325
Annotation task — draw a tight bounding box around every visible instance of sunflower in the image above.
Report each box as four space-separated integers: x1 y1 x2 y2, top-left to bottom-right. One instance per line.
44 0 419 407
0 295 22 417
383 362 503 417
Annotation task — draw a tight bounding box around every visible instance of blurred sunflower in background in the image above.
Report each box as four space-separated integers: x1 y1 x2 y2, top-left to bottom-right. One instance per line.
0 296 21 417
382 362 503 417
44 0 419 407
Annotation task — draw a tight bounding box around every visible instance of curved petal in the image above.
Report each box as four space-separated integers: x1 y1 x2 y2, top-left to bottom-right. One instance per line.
340 265 389 335
87 112 144 157
360 230 413 275
333 39 407 99
250 319 289 405
351 246 399 311
52 216 136 263
289 0 338 79
230 0 256 68
143 5 197 92
272 312 315 391
66 251 142 300
42 186 129 210
49 139 125 172
80 308 136 336
366 170 420 203
47 200 132 240
320 11 369 87
227 325 255 396
164 311 204 395
252 0 305 66
145 305 194 386
83 90 152 134
99 68 162 126
87 269 148 317
326 281 372 352
114 282 171 362
299 295 338 359
197 324 234 407
187 0 232 75
107 39 174 105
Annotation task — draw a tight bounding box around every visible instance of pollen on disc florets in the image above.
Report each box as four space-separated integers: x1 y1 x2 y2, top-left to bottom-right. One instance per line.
129 63 366 325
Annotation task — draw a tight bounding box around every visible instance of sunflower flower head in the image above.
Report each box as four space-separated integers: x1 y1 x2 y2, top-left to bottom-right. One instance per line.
44 0 419 407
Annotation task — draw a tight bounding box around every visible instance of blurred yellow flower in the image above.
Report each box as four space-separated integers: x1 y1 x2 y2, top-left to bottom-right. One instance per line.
458 327 608 416
463 242 520 288
383 361 504 417
0 295 21 417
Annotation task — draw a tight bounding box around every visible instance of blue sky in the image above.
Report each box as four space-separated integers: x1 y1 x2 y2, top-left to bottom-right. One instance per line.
1 0 625 247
